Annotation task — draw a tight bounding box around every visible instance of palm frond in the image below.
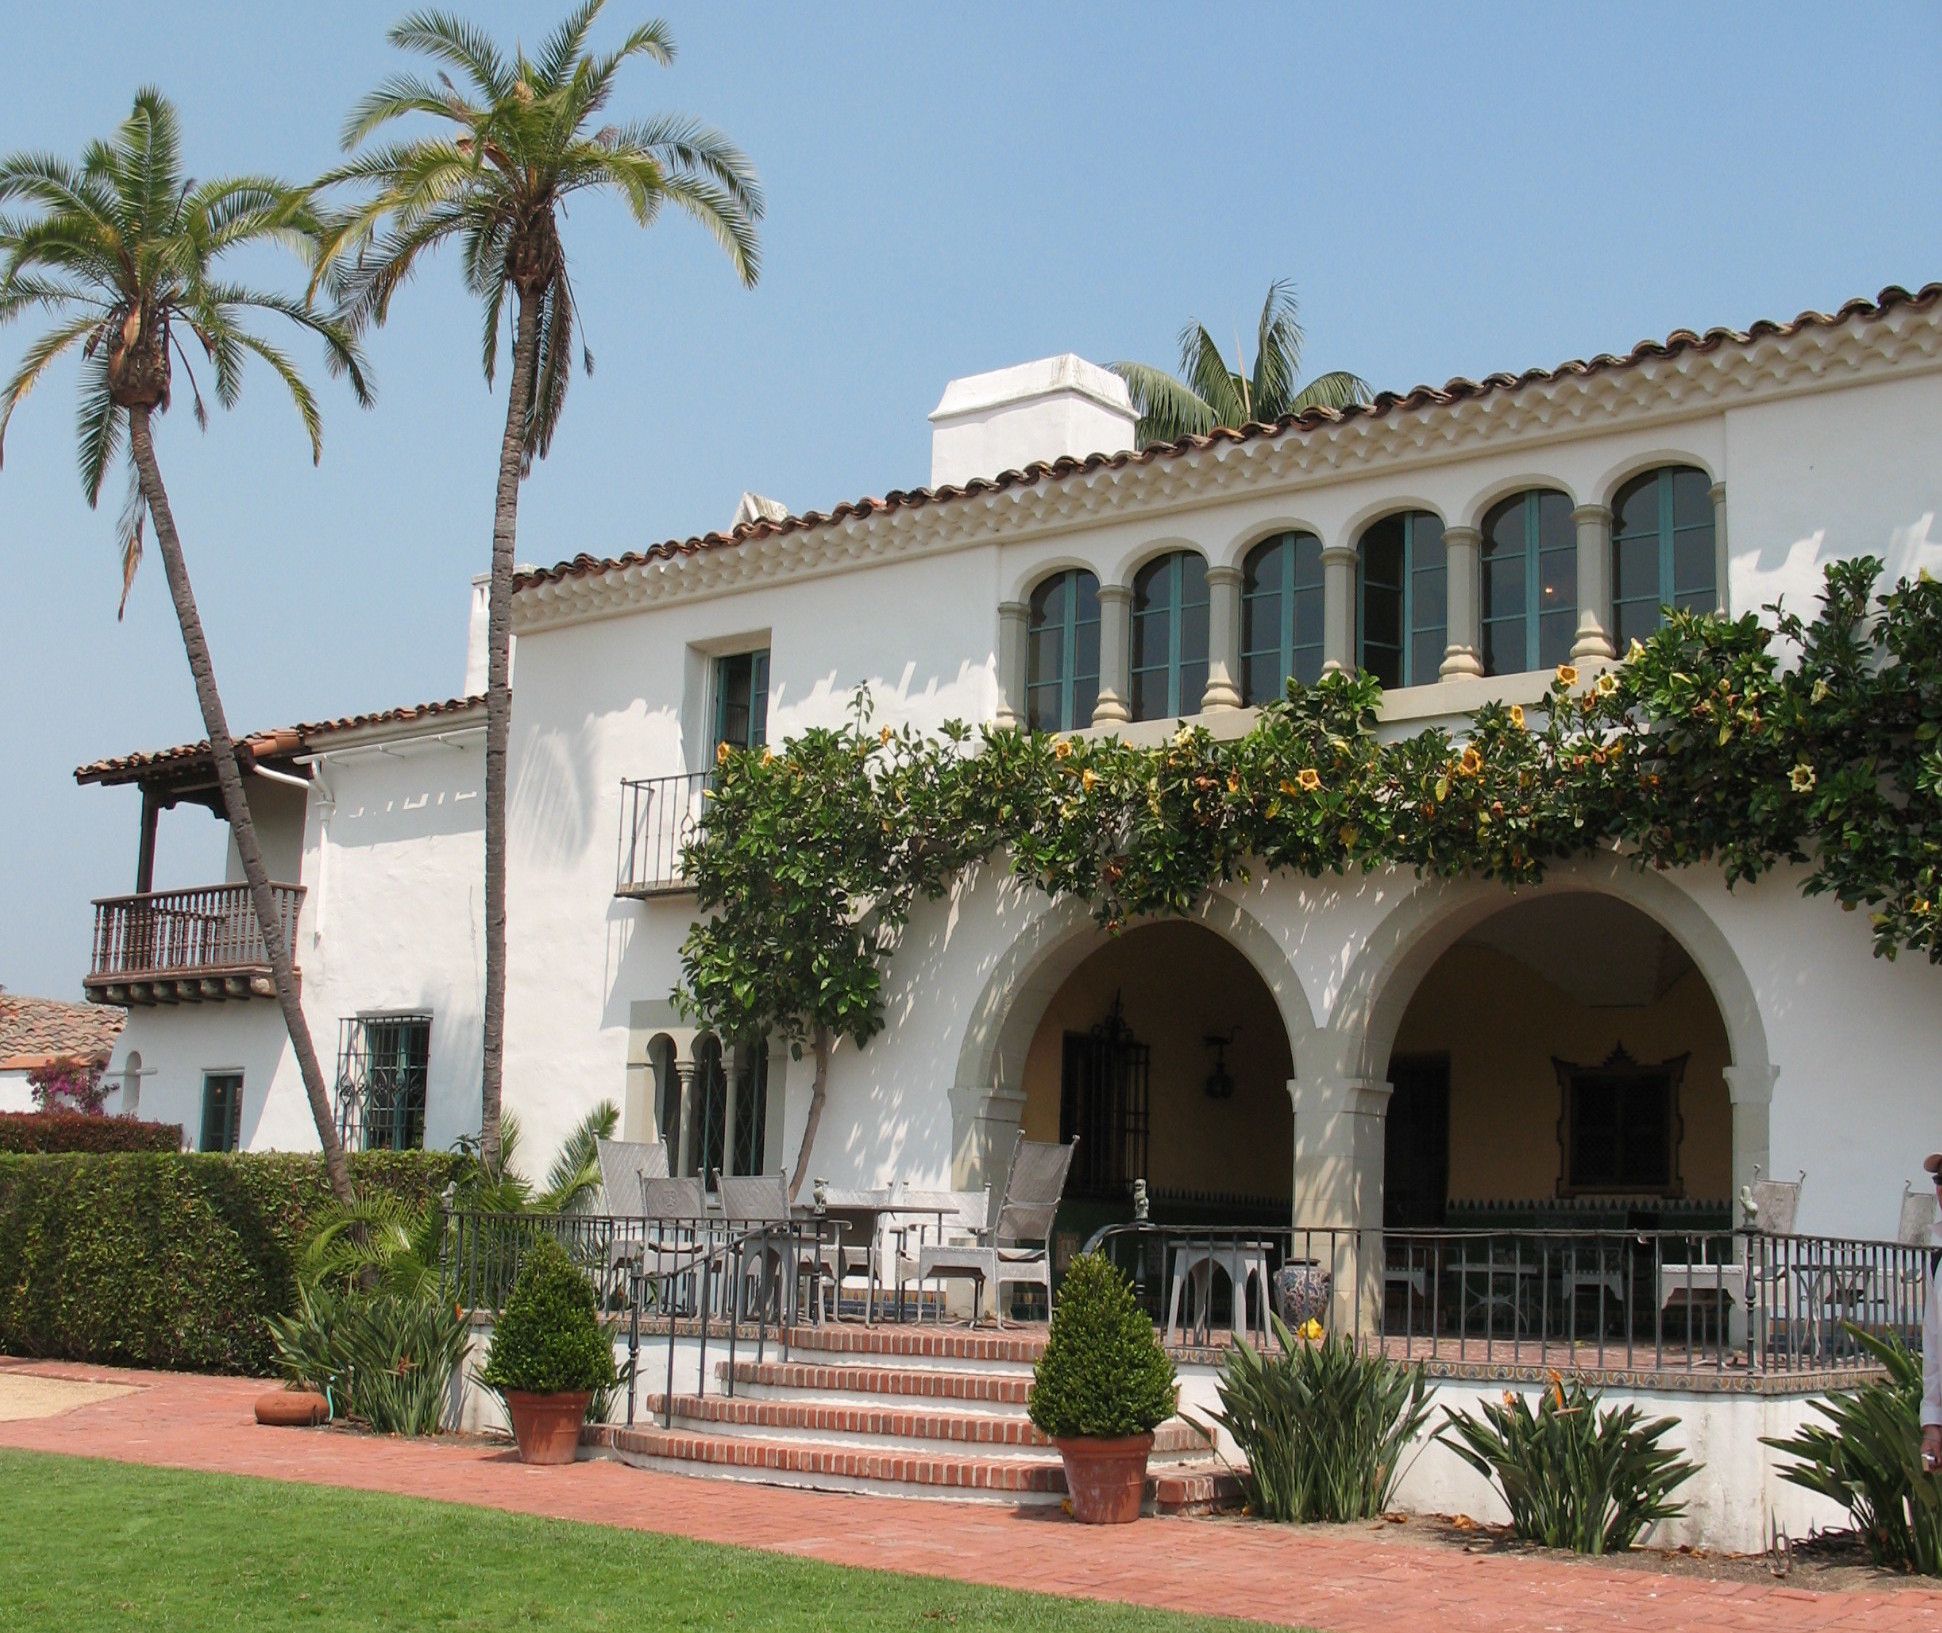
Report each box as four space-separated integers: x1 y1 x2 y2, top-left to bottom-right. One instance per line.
540 1098 620 1214
341 74 477 150
1177 320 1248 425
533 0 609 92
0 311 97 466
74 348 122 505
1285 369 1372 415
1249 277 1303 419
387 10 514 107
114 459 145 619
1108 360 1216 445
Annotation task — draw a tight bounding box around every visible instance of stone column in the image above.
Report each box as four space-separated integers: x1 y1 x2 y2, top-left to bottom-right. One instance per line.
1439 525 1485 679
1092 584 1133 726
1709 482 1730 617
1201 565 1244 711
994 601 1028 730
1319 543 1358 675
1722 1062 1777 1211
673 1057 698 1179
1570 503 1617 662
1287 1071 1392 1338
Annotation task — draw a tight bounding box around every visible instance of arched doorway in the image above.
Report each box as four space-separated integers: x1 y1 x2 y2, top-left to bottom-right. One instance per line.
1018 920 1295 1248
1384 892 1734 1230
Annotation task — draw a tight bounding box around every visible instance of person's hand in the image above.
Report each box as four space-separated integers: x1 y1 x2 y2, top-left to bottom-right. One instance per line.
1922 1424 1942 1473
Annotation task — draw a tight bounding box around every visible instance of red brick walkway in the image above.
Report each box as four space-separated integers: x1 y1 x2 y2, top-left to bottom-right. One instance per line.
3 1356 1936 1632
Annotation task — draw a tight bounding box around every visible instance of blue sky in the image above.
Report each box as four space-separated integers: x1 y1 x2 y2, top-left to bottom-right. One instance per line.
2 1 1938 1000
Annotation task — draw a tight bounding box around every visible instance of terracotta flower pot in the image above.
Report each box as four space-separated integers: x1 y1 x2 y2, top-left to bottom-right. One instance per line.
503 1390 592 1465
255 1388 328 1428
1053 1432 1153 1524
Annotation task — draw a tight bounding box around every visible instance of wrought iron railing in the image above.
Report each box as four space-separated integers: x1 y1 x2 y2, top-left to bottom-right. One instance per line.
441 1207 842 1430
616 772 711 894
1081 1221 1931 1378
87 882 304 980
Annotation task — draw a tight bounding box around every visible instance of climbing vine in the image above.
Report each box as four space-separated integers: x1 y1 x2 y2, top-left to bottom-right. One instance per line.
675 559 1941 1137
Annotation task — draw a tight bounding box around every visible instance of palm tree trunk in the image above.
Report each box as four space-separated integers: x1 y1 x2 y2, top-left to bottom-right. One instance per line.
479 284 543 1175
787 1024 832 1201
127 406 354 1207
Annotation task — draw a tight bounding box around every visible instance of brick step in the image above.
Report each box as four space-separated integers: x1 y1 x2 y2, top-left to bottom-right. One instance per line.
721 1357 1033 1412
607 1422 1236 1511
777 1324 1046 1373
642 1392 1212 1462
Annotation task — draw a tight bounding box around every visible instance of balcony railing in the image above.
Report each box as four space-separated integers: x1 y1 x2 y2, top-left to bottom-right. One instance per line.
616 772 710 896
85 882 303 1004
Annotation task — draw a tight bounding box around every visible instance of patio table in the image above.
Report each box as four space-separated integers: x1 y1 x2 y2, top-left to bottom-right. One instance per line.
797 1190 960 1323
1450 1256 1541 1334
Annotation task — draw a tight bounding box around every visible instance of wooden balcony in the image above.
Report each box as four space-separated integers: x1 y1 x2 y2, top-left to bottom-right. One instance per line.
85 882 304 1006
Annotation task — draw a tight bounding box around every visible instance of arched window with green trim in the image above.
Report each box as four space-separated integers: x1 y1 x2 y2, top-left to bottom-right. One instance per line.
1025 569 1101 732
1357 511 1446 689
1611 466 1716 649
1481 489 1577 674
1130 550 1210 721
1241 531 1324 704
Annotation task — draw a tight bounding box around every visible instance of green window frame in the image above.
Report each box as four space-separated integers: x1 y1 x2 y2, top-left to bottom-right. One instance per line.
335 1014 430 1152
1241 531 1324 704
1357 511 1446 689
688 1037 728 1186
1130 550 1210 721
713 650 770 754
1610 466 1716 651
732 1045 768 1177
200 1071 243 1152
1025 569 1101 732
1481 490 1578 675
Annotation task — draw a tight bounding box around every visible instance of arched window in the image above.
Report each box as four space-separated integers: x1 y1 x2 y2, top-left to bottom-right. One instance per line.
1611 466 1715 649
1130 550 1210 720
1241 531 1324 704
1025 569 1101 732
1358 511 1446 689
1481 489 1577 674
651 1036 680 1156
689 1036 728 1184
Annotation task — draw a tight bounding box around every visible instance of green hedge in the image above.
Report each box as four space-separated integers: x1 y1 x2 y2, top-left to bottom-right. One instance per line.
0 1113 184 1154
0 1150 459 1376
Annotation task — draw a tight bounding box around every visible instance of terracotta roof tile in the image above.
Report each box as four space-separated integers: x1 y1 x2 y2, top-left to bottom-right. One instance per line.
515 282 1942 594
0 993 124 1069
74 695 483 787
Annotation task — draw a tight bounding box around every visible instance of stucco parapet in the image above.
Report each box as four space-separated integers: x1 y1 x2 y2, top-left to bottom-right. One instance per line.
511 298 1942 636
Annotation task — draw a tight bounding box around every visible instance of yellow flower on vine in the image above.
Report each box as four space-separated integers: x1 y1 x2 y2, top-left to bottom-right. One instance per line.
880 725 893 745
1297 768 1321 792
1227 772 1242 793
1556 664 1579 688
1081 768 1099 791
1053 739 1072 760
1458 746 1483 777
1280 779 1299 796
1789 762 1817 793
1508 704 1526 730
762 749 776 765
1626 638 1646 662
715 741 732 765
1595 672 1618 697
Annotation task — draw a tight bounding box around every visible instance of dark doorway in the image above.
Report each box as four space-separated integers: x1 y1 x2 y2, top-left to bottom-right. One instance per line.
1384 1054 1450 1227
1059 995 1151 1200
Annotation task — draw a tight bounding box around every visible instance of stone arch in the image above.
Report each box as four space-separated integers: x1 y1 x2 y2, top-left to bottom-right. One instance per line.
1594 449 1720 512
1219 516 1327 574
1329 856 1775 1194
1463 474 1582 534
948 889 1321 1188
1106 535 1206 591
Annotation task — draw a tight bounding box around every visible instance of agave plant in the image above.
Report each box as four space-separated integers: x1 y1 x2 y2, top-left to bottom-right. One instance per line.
1764 1327 1942 1575
1199 1319 1430 1523
1438 1374 1697 1553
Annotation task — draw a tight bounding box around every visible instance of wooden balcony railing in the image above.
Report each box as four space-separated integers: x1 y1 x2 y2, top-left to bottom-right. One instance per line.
85 882 304 1005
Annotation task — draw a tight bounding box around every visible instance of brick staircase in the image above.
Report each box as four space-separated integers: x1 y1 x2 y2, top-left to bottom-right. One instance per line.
602 1323 1239 1511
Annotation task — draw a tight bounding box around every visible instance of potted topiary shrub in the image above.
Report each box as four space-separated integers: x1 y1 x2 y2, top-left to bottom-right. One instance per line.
479 1236 617 1465
1027 1252 1177 1523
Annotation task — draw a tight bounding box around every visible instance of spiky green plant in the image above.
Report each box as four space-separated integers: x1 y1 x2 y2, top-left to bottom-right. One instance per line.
0 91 370 1206
1027 1253 1176 1441
317 2 762 1174
1764 1327 1942 1575
1110 279 1369 445
1439 1375 1697 1553
1199 1320 1431 1523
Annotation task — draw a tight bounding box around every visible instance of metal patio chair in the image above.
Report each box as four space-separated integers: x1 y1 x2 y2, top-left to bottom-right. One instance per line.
616 1174 712 1316
714 1170 838 1322
595 1137 670 1217
916 1135 1076 1325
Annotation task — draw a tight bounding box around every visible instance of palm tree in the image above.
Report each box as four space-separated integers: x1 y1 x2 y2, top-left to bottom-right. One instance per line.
1111 279 1371 445
0 90 371 1206
319 3 763 1174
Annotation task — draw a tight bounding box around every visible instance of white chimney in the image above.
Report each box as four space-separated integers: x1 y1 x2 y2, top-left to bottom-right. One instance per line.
927 355 1136 490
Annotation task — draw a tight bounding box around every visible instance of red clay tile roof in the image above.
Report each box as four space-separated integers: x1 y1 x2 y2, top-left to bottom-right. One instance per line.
0 993 124 1070
515 282 1942 594
74 695 483 787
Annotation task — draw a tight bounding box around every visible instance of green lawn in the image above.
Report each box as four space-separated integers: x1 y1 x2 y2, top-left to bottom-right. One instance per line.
0 1451 1278 1632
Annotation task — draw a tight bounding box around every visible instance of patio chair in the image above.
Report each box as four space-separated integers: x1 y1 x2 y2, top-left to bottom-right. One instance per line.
595 1137 670 1217
617 1174 712 1316
1735 1170 1806 1353
915 1135 1076 1325
714 1170 838 1322
889 1188 990 1320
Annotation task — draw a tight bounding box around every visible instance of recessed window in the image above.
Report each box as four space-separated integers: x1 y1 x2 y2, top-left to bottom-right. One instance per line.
733 1047 768 1176
1241 531 1324 704
1610 466 1716 650
1556 1047 1686 1195
1358 511 1446 689
1025 569 1101 733
689 1036 728 1184
1481 490 1577 675
1130 550 1210 721
200 1071 243 1153
714 650 770 753
335 1014 430 1152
